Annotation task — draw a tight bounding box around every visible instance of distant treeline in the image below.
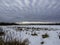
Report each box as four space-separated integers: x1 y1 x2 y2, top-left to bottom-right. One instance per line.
0 22 19 25
19 23 60 25
0 22 60 25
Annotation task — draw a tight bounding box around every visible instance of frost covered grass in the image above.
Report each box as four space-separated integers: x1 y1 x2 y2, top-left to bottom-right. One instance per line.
0 25 60 45
0 38 29 45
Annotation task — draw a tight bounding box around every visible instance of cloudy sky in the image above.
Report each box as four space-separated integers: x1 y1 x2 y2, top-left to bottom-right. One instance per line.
0 0 60 22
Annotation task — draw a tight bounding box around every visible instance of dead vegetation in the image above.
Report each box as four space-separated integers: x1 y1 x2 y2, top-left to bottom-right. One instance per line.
0 28 5 36
42 33 49 38
0 37 29 45
31 33 38 36
41 41 44 44
0 32 5 36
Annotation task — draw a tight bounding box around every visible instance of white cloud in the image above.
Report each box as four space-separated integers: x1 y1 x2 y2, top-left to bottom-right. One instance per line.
24 0 30 7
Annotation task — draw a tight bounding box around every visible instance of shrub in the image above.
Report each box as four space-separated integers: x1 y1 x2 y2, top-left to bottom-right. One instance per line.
42 33 49 38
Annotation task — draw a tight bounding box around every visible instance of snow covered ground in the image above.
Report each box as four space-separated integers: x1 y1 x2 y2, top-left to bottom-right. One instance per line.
0 25 60 45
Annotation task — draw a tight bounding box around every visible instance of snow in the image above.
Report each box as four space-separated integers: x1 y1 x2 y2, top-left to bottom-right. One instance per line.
0 25 60 45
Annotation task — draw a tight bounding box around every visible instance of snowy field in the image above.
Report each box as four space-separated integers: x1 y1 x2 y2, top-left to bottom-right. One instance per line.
0 25 60 45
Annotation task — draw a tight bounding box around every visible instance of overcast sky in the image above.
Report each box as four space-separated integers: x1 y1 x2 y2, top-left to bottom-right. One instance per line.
0 0 60 22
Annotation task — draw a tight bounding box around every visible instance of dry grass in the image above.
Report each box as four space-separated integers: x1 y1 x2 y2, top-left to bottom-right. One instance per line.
0 32 5 36
42 33 49 38
0 37 29 45
31 32 38 36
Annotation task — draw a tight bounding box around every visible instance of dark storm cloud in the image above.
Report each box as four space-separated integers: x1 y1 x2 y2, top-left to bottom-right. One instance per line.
0 0 60 22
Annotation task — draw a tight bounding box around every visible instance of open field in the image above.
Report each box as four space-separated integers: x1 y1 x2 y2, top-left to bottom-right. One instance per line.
0 25 60 45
